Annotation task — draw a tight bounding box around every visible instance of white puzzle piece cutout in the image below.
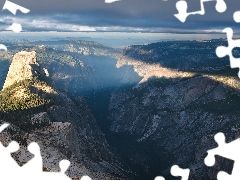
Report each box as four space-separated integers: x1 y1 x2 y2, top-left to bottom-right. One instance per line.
215 28 240 78
6 23 22 33
2 0 30 33
233 11 240 23
0 44 7 51
205 132 240 180
174 0 227 22
155 165 190 180
0 123 92 180
2 0 30 15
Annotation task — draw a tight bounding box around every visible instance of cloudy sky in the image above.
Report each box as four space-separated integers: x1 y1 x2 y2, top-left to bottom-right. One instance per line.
1 0 240 33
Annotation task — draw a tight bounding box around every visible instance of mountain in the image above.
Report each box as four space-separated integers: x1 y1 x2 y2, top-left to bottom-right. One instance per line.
106 41 240 179
2 39 238 180
0 51 126 179
0 40 141 99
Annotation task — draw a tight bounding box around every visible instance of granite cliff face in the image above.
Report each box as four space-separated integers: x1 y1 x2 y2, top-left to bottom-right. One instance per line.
107 42 240 179
116 53 194 84
2 51 48 90
108 74 240 179
2 40 237 180
0 51 125 179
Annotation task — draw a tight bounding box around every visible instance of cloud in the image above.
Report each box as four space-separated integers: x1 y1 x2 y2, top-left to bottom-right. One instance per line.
0 16 97 32
1 0 240 33
1 14 240 34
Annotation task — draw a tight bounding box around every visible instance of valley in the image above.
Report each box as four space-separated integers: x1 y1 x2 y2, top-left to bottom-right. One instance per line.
0 38 239 180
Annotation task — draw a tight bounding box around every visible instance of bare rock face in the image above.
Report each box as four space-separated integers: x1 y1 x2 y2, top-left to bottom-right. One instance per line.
108 74 240 179
0 122 122 180
0 51 126 179
2 51 47 90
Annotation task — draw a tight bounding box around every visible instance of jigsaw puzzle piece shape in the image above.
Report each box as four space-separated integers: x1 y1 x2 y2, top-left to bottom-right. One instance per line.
41 172 72 180
0 45 7 51
215 0 227 13
2 0 30 33
175 1 188 23
205 132 240 166
154 165 190 180
0 123 9 132
233 11 240 23
0 141 21 178
174 0 227 23
0 123 20 175
59 159 71 174
21 142 43 178
218 167 240 180
154 176 165 180
205 132 240 180
2 0 30 15
216 28 240 78
171 165 190 180
204 132 225 166
81 176 92 180
6 23 22 33
41 160 71 180
217 171 235 180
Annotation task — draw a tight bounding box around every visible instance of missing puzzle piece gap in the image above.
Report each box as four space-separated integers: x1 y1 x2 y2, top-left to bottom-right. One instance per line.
205 132 240 180
174 0 227 23
155 165 190 180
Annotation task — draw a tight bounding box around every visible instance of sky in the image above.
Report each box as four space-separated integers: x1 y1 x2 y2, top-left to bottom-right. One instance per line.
0 0 240 33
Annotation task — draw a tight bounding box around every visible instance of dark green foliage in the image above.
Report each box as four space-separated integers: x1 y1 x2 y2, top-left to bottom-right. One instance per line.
0 78 51 132
0 78 50 112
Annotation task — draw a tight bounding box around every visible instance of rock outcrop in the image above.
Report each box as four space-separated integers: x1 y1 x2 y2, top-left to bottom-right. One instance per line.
108 74 240 179
2 51 48 90
107 41 240 179
116 54 194 84
0 51 125 179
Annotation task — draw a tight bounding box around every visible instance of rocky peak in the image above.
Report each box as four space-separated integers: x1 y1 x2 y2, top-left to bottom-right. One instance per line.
0 51 126 179
2 51 48 90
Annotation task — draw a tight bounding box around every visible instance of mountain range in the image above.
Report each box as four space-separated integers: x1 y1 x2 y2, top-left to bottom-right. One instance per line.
0 39 239 179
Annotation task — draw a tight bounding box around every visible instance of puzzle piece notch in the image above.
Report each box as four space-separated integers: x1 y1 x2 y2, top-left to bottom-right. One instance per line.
171 165 190 180
205 132 240 180
21 142 42 173
216 27 240 78
59 160 71 174
2 0 30 15
0 123 9 132
174 0 227 23
0 122 91 179
0 139 21 179
204 132 226 166
81 176 92 180
0 44 7 51
2 0 30 33
6 23 22 33
155 177 165 180
154 165 190 180
233 11 240 23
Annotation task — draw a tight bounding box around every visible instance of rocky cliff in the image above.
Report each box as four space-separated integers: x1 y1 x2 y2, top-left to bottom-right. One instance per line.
108 74 240 179
2 51 48 90
107 41 240 179
0 51 125 179
116 53 194 84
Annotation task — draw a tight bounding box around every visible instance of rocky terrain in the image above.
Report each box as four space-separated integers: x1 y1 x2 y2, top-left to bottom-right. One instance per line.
0 51 126 179
1 39 239 180
0 40 141 98
107 41 240 179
